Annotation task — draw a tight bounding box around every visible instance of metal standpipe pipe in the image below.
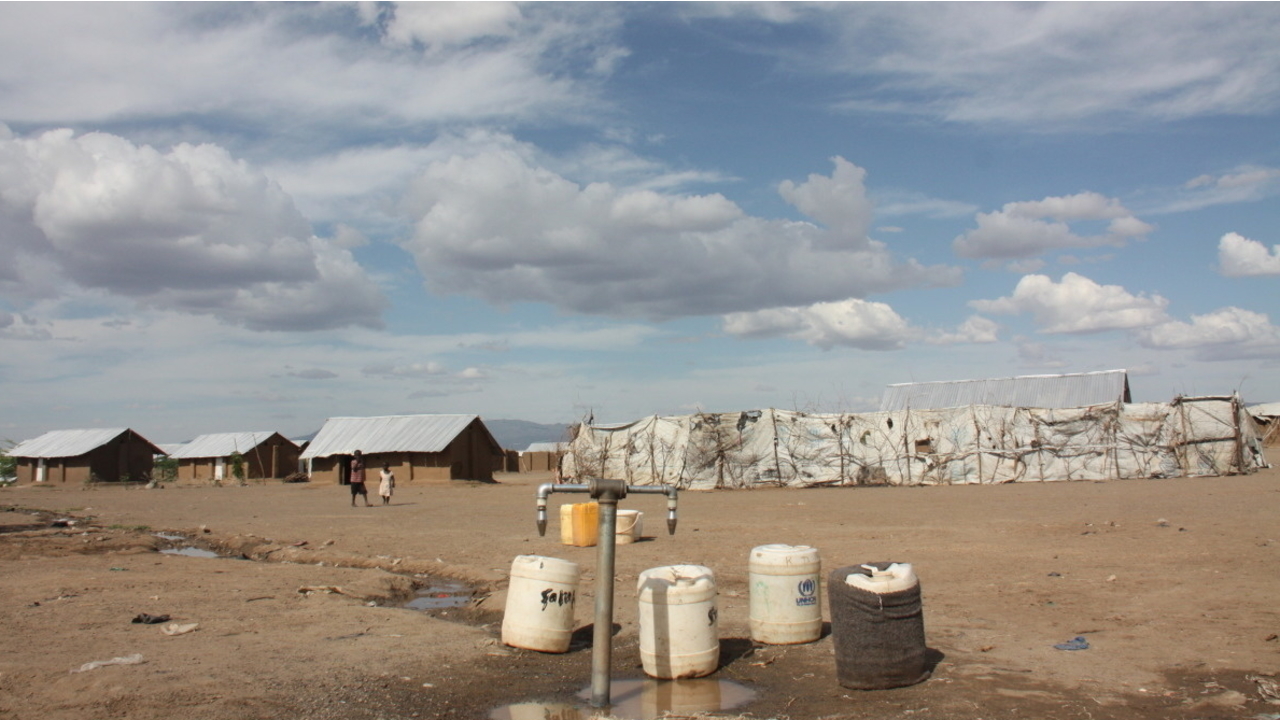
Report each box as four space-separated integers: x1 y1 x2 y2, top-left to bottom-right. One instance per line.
534 479 678 708
589 479 624 708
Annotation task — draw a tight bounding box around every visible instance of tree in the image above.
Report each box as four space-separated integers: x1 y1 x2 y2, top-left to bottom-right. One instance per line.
153 456 178 483
0 439 16 483
230 452 246 485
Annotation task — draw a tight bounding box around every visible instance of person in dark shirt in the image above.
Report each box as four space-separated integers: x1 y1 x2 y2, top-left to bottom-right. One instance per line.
349 450 371 507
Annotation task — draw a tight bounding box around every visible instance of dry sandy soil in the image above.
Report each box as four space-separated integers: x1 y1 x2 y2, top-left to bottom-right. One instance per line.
1 458 1278 720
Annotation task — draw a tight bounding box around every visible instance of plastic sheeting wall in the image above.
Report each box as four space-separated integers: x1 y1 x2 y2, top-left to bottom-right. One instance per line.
563 396 1268 489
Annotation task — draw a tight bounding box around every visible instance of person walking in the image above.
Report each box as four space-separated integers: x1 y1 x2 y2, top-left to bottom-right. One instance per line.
378 462 395 506
349 450 371 507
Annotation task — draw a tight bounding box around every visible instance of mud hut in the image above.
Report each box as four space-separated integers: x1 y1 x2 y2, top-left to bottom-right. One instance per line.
11 428 164 484
301 414 505 484
519 442 568 473
168 432 301 482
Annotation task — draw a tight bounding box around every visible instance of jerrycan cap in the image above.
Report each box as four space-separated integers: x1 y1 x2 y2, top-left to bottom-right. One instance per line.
844 562 917 594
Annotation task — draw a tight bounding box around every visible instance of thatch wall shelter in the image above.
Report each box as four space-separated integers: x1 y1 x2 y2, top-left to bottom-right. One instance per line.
519 442 568 473
1249 403 1280 448
168 432 300 482
11 428 163 484
564 395 1267 489
301 414 504 484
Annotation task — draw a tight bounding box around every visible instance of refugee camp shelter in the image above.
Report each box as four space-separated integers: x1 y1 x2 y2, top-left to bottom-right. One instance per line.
10 428 163 484
301 414 505 483
564 394 1267 489
167 432 300 482
880 369 1132 411
519 442 568 473
1250 402 1280 447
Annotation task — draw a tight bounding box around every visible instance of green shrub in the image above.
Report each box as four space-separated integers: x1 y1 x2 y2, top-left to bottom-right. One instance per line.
0 439 16 482
153 456 178 483
230 452 246 485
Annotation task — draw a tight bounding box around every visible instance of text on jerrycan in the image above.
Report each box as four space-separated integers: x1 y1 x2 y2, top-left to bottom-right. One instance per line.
540 588 574 611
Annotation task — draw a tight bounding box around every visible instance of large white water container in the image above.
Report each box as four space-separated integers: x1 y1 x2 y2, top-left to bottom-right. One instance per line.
501 555 580 653
637 564 719 679
615 509 644 544
749 543 822 644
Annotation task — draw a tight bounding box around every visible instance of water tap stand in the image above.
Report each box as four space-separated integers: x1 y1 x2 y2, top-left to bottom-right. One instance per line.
535 479 678 708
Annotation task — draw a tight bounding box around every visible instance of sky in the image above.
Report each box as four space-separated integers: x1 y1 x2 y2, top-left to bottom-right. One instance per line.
1 2 1278 445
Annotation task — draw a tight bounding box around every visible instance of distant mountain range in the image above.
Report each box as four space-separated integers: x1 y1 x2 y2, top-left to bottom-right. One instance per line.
290 418 574 451
484 419 575 450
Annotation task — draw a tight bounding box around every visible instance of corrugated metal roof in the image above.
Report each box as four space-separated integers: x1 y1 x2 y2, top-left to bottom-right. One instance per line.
1250 402 1280 418
157 443 187 456
523 442 568 453
879 369 1131 411
168 432 289 460
300 415 488 459
11 428 131 458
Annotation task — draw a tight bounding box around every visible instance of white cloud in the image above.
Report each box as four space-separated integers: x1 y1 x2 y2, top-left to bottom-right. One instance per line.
722 299 916 351
0 311 52 341
970 272 1169 334
330 224 369 250
928 315 1001 345
289 368 339 380
0 4 616 133
0 126 386 331
874 194 979 219
363 362 449 379
1005 258 1047 274
1003 192 1129 221
812 4 1280 127
1151 166 1280 214
559 143 735 193
1218 232 1280 277
777 157 874 250
970 270 1280 363
1138 307 1280 361
954 192 1153 260
263 144 447 228
398 149 960 319
457 367 488 380
380 2 522 48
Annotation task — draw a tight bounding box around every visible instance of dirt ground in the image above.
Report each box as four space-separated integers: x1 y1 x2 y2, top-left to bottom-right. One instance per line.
1 457 1278 720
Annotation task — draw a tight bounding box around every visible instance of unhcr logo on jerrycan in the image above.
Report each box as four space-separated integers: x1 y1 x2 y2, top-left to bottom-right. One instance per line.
796 577 819 606
748 544 823 645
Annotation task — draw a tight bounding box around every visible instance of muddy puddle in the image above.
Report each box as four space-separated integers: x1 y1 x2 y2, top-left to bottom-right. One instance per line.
488 677 758 720
154 532 225 558
149 531 485 620
402 578 474 610
160 546 222 558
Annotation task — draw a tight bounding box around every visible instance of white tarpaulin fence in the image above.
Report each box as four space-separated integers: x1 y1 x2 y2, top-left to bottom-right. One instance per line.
563 396 1267 489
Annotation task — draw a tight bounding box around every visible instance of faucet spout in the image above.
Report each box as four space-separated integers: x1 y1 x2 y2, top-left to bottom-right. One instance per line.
534 482 590 536
623 484 679 535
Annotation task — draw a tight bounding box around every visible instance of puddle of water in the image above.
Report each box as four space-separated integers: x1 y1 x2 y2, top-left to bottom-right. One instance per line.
160 546 221 558
403 580 473 610
488 677 756 720
153 532 185 541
